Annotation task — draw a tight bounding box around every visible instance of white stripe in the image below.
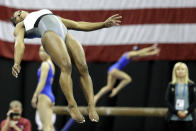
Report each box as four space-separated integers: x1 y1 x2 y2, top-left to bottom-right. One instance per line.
1 0 196 10
0 21 41 44
70 24 196 44
1 20 196 45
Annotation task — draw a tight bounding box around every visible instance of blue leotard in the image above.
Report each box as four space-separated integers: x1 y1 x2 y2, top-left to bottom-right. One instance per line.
37 62 55 103
108 52 131 72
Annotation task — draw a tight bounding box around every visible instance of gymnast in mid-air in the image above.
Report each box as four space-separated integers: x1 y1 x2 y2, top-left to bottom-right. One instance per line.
10 9 122 123
94 44 160 104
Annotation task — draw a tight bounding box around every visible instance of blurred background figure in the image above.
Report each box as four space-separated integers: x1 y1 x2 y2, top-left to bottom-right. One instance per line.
94 44 160 104
31 46 55 131
165 62 196 131
0 100 31 131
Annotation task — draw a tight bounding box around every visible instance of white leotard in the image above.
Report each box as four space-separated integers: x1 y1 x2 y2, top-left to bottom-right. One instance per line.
24 9 52 31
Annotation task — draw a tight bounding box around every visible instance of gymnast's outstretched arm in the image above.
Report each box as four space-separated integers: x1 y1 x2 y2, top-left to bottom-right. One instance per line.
31 62 49 108
12 22 25 78
138 48 160 57
59 14 122 31
127 44 159 59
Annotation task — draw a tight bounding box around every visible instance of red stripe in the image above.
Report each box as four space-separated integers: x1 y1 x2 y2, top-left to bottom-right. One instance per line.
1 5 196 25
1 40 196 62
0 40 40 61
84 44 196 61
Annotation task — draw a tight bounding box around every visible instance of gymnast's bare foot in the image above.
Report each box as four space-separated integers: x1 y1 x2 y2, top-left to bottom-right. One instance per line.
68 106 85 123
88 106 99 122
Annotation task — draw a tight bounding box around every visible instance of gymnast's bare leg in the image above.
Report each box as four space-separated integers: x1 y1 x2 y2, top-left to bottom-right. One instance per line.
94 69 131 104
66 33 99 122
37 95 54 131
109 69 132 97
94 71 117 104
41 31 85 123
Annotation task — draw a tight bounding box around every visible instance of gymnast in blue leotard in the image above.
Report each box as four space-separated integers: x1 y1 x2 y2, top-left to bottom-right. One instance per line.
37 61 55 103
108 52 130 72
94 44 160 104
31 46 55 131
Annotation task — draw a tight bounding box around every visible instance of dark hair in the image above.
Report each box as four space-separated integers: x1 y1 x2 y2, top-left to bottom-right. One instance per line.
10 17 17 26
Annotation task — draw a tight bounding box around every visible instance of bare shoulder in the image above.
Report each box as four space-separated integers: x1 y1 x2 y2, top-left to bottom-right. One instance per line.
41 61 50 69
14 22 25 36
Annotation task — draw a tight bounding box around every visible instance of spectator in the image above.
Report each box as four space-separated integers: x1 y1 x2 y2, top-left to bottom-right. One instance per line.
0 100 31 131
165 62 196 131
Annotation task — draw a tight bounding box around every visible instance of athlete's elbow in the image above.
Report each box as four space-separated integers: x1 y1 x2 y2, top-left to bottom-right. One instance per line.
15 42 25 50
127 76 132 83
71 22 83 30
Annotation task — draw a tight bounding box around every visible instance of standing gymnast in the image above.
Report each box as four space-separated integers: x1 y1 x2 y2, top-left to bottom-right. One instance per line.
94 44 160 104
10 9 122 123
31 46 55 131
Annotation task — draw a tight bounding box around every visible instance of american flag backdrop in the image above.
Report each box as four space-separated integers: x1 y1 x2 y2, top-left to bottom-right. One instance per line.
1 0 196 62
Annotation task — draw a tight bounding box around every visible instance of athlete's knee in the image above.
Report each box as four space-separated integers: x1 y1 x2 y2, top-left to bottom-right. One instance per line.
60 60 72 73
42 125 50 131
41 120 49 128
77 62 89 74
46 122 54 131
126 76 132 83
49 124 54 131
68 102 77 109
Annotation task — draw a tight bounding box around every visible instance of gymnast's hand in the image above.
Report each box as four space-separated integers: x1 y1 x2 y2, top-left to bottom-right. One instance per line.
104 14 122 27
12 64 21 78
9 121 18 128
177 110 187 119
152 43 158 49
31 95 37 108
